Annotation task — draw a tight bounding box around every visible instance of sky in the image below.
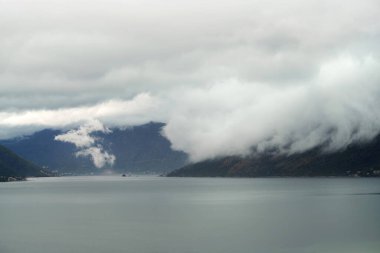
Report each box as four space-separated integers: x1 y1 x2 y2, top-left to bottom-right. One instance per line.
0 0 380 162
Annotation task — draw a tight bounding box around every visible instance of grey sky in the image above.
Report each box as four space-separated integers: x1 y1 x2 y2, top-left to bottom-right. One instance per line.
1 0 380 161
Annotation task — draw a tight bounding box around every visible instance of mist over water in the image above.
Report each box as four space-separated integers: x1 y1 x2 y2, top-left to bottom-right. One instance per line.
1 176 380 253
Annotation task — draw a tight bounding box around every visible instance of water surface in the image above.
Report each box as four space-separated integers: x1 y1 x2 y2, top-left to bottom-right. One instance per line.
1 176 380 253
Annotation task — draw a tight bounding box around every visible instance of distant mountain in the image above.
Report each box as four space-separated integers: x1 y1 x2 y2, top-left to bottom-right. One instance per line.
167 136 380 177
100 123 187 173
0 144 48 182
0 129 93 174
0 122 187 175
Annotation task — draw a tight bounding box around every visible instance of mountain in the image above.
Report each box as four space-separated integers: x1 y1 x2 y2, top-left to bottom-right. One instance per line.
0 122 187 175
100 123 187 173
167 136 380 177
0 144 48 182
0 129 93 174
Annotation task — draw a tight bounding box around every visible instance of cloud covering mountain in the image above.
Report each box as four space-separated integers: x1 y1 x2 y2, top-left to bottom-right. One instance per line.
55 120 115 168
0 0 379 162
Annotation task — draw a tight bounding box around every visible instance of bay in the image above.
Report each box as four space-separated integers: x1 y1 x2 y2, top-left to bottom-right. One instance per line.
1 176 380 253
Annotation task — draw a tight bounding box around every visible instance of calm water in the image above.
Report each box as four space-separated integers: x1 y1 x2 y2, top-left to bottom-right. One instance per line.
1 176 380 253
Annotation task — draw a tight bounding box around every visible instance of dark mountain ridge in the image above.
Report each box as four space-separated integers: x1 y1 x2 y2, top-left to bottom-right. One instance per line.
0 144 48 182
167 135 380 177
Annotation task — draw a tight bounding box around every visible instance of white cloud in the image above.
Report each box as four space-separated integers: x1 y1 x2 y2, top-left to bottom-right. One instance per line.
163 55 380 161
54 119 109 148
54 120 116 168
76 146 116 169
0 93 160 138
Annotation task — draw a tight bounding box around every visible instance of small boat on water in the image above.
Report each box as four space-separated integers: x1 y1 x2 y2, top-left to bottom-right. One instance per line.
121 174 126 177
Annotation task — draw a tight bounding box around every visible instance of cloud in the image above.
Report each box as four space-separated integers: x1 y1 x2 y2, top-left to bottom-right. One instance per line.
1 0 379 110
162 55 380 161
54 119 109 148
0 93 160 138
54 120 116 168
0 0 380 163
76 146 116 169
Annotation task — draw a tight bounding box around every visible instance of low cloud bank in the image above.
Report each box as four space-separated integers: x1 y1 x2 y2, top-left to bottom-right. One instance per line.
0 93 159 139
163 55 380 161
1 54 380 164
